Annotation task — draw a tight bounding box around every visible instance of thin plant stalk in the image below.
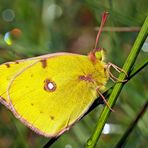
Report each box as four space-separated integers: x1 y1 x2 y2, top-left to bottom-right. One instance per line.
86 16 148 148
115 101 148 148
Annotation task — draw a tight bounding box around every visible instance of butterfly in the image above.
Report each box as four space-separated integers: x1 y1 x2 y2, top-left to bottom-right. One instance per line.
0 12 124 137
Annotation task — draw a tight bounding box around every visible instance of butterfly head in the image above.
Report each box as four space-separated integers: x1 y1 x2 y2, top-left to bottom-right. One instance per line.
88 48 105 63
88 11 108 64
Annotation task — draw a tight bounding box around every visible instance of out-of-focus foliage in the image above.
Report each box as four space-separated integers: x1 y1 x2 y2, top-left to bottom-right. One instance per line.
0 0 147 147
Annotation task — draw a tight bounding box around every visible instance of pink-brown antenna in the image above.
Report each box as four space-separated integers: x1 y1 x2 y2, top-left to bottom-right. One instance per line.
94 12 109 50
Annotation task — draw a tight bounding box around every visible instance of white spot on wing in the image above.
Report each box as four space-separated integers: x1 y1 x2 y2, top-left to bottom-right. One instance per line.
47 82 54 90
44 79 56 92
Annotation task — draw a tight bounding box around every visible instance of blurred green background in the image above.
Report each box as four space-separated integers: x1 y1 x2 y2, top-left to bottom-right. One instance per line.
0 0 147 148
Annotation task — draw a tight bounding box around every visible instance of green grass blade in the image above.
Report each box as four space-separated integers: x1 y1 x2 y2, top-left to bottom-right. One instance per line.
86 16 148 148
115 101 148 148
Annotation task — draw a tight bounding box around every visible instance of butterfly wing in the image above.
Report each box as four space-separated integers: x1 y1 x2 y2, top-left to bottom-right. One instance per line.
0 53 98 137
0 53 74 106
0 59 38 108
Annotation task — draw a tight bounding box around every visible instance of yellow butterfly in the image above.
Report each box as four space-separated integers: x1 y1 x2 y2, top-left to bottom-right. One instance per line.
0 12 121 137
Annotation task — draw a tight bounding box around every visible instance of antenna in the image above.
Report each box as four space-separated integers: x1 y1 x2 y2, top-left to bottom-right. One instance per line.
94 12 109 50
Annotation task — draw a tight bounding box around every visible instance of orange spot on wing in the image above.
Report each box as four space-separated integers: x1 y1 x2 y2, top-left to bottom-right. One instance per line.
5 63 10 68
40 59 47 68
15 61 19 64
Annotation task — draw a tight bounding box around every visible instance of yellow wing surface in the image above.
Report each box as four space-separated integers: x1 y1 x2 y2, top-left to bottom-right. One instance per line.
0 53 108 137
0 59 37 107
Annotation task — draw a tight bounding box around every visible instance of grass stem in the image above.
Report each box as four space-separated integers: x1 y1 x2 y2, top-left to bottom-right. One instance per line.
86 16 148 148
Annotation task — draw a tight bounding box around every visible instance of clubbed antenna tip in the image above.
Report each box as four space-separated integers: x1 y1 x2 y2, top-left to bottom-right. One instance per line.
94 11 109 50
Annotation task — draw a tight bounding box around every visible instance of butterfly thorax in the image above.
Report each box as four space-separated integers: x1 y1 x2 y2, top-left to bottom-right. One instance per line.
92 60 109 91
78 50 109 91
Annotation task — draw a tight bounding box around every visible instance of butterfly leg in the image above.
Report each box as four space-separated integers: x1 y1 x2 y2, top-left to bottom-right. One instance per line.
106 62 128 83
96 87 114 112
